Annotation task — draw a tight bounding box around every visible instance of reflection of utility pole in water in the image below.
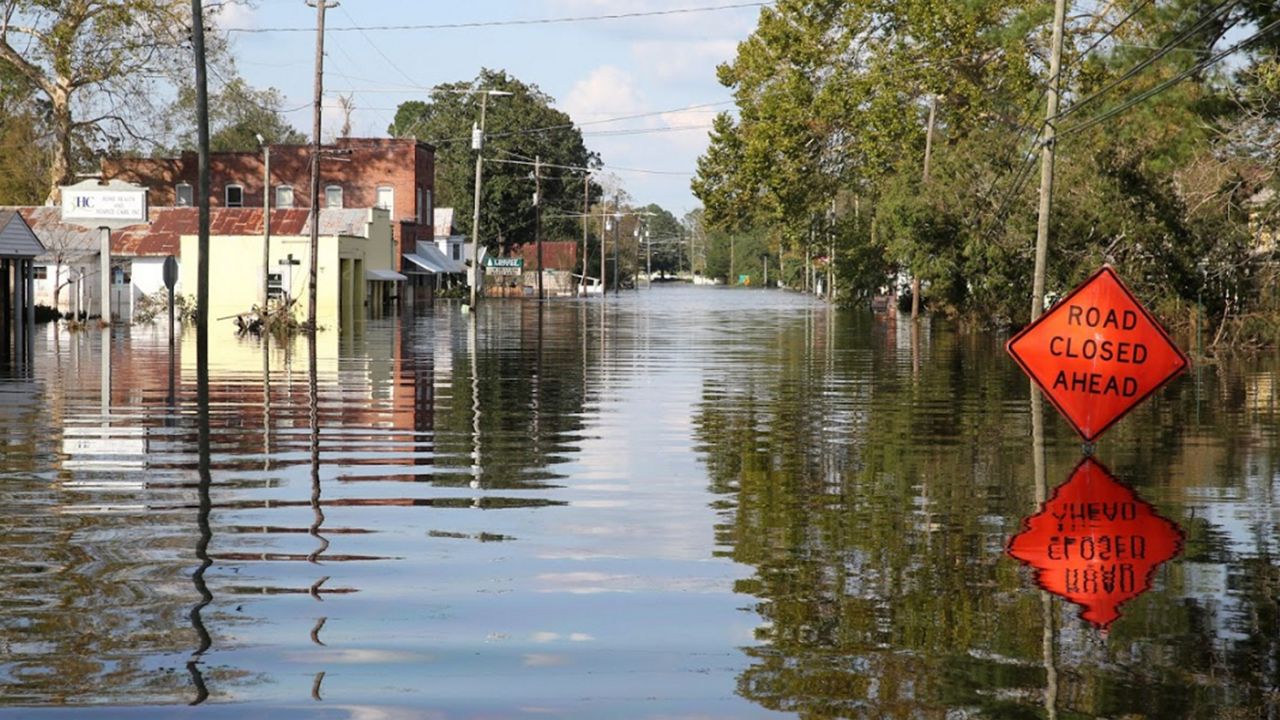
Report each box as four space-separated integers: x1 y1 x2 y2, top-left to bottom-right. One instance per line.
1030 391 1057 719
188 307 213 705
262 332 271 469
469 311 482 486
306 330 328 701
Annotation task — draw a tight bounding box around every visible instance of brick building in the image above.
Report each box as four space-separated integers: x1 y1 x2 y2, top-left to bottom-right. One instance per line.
102 138 434 272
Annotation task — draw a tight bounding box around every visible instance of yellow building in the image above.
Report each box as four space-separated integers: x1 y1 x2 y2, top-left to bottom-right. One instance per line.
179 207 402 331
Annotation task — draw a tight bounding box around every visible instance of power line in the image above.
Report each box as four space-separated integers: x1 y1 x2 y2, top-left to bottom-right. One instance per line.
1069 0 1156 68
1059 15 1280 139
1054 0 1242 122
420 100 734 146
485 157 694 176
226 2 770 34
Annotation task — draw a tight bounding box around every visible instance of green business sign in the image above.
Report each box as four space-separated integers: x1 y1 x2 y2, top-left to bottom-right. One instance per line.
484 257 524 275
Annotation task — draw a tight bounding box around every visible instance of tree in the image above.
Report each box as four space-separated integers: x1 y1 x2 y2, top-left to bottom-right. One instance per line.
160 76 306 153
0 0 233 202
639 203 682 276
0 66 47 204
388 68 600 252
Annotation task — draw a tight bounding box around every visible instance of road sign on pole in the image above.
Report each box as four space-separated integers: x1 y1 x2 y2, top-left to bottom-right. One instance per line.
1007 457 1183 628
1006 265 1189 442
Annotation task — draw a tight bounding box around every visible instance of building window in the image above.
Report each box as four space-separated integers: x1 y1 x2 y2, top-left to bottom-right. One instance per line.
225 184 244 208
451 243 460 261
416 186 423 223
175 182 193 207
33 266 48 280
376 186 394 212
425 189 433 226
276 185 294 208
325 184 343 208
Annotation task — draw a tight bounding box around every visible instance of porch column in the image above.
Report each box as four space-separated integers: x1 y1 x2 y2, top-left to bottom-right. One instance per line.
26 260 35 337
14 259 26 355
1 260 10 362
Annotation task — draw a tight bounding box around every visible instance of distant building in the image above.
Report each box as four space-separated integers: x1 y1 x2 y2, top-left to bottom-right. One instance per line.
101 138 435 274
18 206 401 328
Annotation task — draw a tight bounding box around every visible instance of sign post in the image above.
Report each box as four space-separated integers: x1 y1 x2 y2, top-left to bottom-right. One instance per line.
1006 265 1189 443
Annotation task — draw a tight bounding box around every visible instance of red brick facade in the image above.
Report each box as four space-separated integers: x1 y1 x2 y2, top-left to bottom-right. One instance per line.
102 138 435 271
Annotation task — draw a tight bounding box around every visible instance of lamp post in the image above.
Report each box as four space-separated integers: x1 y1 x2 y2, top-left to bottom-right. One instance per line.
612 208 621 296
463 88 513 310
257 133 271 312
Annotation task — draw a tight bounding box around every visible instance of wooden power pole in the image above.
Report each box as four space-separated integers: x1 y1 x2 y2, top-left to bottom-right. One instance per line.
191 0 210 349
534 154 543 299
580 174 589 297
306 0 336 331
1032 0 1069 322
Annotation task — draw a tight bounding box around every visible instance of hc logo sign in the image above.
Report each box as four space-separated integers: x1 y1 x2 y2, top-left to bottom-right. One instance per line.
75 196 93 208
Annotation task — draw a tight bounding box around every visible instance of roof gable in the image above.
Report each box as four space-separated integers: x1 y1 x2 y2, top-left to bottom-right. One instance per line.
0 210 46 258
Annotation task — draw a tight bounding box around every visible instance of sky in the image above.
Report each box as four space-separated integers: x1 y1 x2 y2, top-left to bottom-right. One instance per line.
213 0 766 217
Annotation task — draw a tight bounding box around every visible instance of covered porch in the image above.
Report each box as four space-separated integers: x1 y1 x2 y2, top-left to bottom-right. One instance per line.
0 210 46 368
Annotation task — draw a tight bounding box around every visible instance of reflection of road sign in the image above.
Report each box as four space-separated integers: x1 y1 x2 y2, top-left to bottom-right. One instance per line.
1007 266 1189 442
484 256 523 276
1007 457 1183 628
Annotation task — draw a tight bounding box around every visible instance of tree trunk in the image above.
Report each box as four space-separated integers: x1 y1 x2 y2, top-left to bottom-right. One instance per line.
47 87 74 205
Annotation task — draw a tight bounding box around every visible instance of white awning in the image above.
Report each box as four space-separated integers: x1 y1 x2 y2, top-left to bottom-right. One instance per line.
403 252 448 274
367 269 407 282
404 244 465 274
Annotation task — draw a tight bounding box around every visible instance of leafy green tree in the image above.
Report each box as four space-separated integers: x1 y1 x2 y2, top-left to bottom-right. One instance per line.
0 0 234 202
159 77 306 153
388 68 599 253
639 203 683 276
0 66 47 204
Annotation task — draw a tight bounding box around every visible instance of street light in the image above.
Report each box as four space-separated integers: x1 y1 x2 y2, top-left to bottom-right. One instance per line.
256 133 270 311
458 88 513 310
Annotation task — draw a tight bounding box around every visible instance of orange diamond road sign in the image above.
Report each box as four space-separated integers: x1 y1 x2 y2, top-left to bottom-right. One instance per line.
1007 266 1189 442
1007 458 1183 628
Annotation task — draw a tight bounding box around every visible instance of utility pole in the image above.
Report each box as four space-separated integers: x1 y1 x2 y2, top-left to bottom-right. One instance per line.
1032 0 1068 322
191 0 210 348
580 173 589 297
534 154 543 300
305 0 336 331
600 196 608 296
612 195 621 296
260 136 271 311
913 96 936 322
729 234 735 285
645 224 651 288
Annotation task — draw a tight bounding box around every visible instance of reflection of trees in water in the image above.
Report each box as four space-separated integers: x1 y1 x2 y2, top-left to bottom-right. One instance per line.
431 302 594 491
695 316 1280 718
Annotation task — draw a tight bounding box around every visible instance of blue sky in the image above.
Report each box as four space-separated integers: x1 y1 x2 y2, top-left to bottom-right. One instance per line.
214 1 766 216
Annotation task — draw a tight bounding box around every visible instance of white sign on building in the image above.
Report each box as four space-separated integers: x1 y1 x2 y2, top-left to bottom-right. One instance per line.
61 179 148 225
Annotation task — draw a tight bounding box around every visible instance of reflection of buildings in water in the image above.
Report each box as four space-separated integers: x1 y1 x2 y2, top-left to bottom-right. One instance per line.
1007 457 1184 629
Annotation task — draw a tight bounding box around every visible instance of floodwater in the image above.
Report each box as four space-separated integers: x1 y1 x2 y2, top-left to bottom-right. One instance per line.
0 285 1277 719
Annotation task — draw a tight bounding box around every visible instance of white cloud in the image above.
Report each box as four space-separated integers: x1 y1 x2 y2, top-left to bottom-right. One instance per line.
209 1 256 31
630 39 739 83
562 65 646 121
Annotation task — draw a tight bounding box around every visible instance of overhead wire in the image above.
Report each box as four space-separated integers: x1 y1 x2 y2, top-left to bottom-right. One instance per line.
1054 0 1243 122
226 3 771 34
1059 15 1280 138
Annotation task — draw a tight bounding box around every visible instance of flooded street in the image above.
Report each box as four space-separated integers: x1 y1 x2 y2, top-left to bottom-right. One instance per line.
1 285 1277 718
